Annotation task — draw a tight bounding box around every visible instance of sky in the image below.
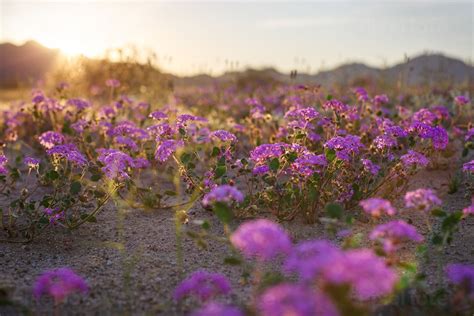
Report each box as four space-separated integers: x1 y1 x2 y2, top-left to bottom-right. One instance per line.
0 0 472 75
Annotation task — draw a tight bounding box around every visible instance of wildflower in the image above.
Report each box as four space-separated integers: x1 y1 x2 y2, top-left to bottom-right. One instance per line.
202 185 244 206
33 268 88 303
463 199 474 216
131 157 150 169
258 284 339 316
465 128 474 141
323 99 348 113
284 240 342 282
429 126 449 150
115 136 139 152
324 249 398 300
43 207 64 224
155 139 184 163
173 270 231 302
404 188 442 211
400 150 429 168
149 110 168 121
250 143 287 164
359 198 396 217
285 107 319 122
446 264 474 294
252 165 270 175
373 94 389 106
105 79 120 88
454 95 470 106
291 153 327 177
0 155 8 175
24 156 40 169
47 144 88 167
354 87 369 102
191 303 243 316
39 131 65 149
324 135 364 161
67 98 90 111
463 160 474 174
71 119 89 134
413 108 437 125
361 159 380 175
373 134 397 150
176 114 207 129
210 130 237 143
370 220 423 253
230 219 292 261
97 148 134 179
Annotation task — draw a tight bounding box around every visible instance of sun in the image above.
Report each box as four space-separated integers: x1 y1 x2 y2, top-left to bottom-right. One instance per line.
39 35 99 58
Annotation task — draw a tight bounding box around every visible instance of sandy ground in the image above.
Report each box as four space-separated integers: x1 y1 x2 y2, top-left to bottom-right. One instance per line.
0 151 473 316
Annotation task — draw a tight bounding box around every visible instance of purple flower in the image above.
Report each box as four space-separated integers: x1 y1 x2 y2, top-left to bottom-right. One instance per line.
285 107 319 122
43 207 65 224
191 303 243 316
155 139 184 162
324 249 398 300
71 119 89 134
132 157 150 169
249 143 287 164
115 136 139 152
97 148 134 179
258 284 339 316
454 95 470 106
67 98 90 111
24 156 40 169
323 99 348 113
373 94 389 106
284 240 342 282
105 78 120 88
324 135 364 161
149 110 168 121
404 188 442 211
210 130 237 143
370 220 423 253
463 160 474 174
33 268 88 303
400 150 429 168
202 185 244 206
361 159 380 175
354 87 369 102
446 264 474 294
252 165 270 175
373 134 397 150
463 199 474 216
429 126 449 150
39 131 65 149
173 270 231 302
47 144 88 167
465 128 474 141
359 198 396 217
413 108 437 125
291 153 327 177
0 154 8 175
230 219 292 262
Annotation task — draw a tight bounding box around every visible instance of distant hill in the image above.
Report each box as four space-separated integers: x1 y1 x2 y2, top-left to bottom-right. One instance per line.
0 41 472 89
0 41 60 88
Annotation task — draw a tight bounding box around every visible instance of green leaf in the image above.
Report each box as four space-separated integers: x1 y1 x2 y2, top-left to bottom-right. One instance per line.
214 165 227 178
268 158 280 172
164 190 177 196
431 208 446 217
213 202 232 224
46 170 59 181
325 203 343 219
70 181 82 195
325 148 336 162
80 214 97 223
223 257 242 265
211 147 220 157
180 153 191 164
90 174 101 182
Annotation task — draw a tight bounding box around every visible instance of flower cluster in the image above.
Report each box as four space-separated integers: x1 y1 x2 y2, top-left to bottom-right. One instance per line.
173 270 231 302
359 198 396 217
404 188 442 211
33 268 88 303
202 185 244 206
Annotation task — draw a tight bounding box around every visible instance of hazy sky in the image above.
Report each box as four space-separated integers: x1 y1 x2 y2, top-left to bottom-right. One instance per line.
0 1 472 75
